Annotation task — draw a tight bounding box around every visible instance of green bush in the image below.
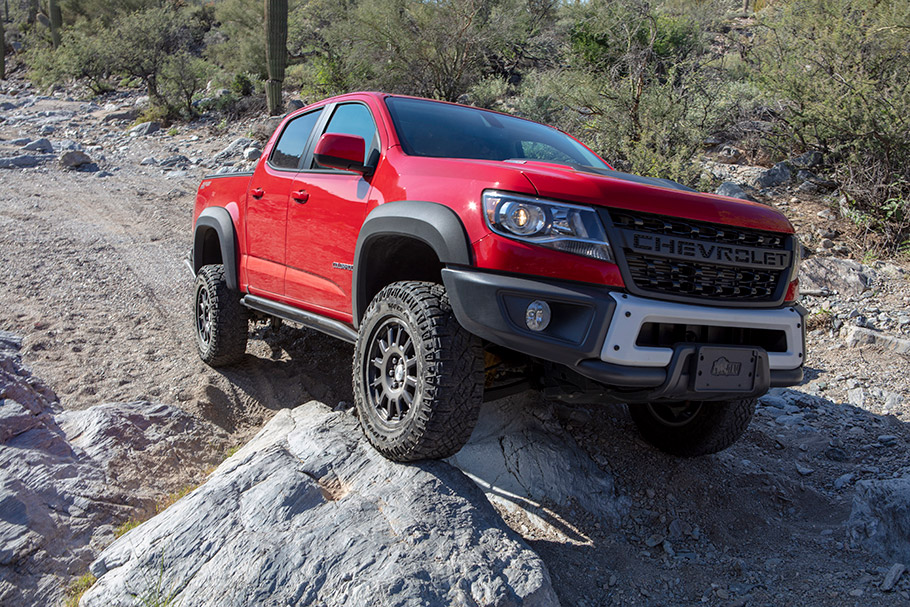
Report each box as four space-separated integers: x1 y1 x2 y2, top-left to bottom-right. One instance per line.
751 0 910 245
160 51 214 118
230 73 255 96
26 22 114 94
521 0 722 185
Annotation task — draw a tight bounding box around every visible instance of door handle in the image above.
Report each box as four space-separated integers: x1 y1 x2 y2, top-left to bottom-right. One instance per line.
291 189 309 203
251 187 264 199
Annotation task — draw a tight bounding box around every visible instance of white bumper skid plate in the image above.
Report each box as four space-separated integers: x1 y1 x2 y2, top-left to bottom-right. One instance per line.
600 292 804 370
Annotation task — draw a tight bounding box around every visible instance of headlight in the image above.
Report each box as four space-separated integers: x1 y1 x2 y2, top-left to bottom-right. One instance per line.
483 190 613 262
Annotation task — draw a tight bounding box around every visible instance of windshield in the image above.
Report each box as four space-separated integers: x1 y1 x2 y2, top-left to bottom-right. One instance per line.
385 96 610 170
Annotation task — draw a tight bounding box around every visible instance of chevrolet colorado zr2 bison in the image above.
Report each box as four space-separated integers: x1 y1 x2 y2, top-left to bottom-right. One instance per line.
189 92 805 462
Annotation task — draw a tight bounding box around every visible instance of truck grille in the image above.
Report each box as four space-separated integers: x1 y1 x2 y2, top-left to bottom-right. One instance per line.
606 209 792 305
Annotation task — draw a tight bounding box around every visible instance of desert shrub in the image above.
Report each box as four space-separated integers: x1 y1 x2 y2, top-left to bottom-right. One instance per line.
205 0 269 78
750 0 910 246
160 51 214 118
230 73 255 96
133 104 170 126
26 22 114 94
105 6 201 103
517 0 725 184
466 76 509 109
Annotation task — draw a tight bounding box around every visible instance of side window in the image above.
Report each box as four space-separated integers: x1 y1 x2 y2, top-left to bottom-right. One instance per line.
270 108 323 170
320 103 378 166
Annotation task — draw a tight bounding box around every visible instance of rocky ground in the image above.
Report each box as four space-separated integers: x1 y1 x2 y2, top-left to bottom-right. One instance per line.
2 73 910 607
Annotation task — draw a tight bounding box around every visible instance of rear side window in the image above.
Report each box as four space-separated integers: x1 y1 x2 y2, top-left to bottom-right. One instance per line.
321 103 378 166
270 108 323 170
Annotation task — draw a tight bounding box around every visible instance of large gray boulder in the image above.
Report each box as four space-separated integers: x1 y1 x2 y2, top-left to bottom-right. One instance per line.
799 257 876 297
754 161 792 189
57 401 229 493
83 403 560 607
0 332 227 607
0 332 147 606
847 477 910 563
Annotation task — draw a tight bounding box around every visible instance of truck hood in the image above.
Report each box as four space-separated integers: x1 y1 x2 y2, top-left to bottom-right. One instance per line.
508 160 794 234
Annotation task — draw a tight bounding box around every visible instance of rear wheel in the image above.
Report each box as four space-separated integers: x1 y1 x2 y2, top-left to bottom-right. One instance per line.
629 398 757 457
353 281 484 461
193 264 248 367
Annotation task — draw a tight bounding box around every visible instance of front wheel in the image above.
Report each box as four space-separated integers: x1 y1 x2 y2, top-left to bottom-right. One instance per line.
352 281 484 462
629 398 757 457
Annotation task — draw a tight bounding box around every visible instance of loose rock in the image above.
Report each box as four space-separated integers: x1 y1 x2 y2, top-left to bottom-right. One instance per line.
754 162 792 188
881 563 906 592
800 257 875 297
0 155 42 169
715 181 755 202
214 137 254 161
129 121 160 136
21 137 53 152
848 477 910 563
59 150 93 169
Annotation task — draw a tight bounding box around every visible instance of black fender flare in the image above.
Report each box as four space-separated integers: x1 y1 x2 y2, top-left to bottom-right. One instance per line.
352 201 472 326
193 207 240 291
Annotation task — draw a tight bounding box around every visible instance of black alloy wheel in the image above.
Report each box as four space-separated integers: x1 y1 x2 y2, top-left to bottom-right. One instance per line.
363 318 419 428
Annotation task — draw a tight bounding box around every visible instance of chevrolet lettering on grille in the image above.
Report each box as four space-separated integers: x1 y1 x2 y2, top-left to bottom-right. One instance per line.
622 231 791 270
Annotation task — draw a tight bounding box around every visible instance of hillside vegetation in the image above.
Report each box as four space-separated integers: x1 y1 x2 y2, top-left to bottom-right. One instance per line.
1 0 908 250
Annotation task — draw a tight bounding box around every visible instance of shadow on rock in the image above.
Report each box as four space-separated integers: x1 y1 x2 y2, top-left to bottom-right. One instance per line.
448 392 627 539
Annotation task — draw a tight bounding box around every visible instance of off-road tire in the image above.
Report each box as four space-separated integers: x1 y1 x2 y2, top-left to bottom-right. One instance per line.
629 398 757 457
193 264 248 367
353 281 484 462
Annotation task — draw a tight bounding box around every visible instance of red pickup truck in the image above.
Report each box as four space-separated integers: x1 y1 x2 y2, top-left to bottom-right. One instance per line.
191 92 805 461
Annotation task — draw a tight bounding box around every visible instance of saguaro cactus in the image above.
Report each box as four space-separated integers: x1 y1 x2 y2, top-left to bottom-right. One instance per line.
1 21 5 80
48 0 61 48
264 0 287 116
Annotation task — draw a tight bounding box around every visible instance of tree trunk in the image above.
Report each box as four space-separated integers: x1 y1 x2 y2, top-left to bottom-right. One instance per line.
265 0 288 116
147 74 161 104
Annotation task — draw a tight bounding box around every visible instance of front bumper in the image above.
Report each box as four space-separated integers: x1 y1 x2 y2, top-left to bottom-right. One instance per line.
442 268 806 402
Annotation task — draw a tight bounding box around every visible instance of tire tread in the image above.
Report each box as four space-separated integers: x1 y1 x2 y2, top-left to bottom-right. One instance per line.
353 281 484 461
194 264 248 367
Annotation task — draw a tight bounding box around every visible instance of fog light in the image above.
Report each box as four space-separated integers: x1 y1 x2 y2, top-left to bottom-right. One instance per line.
525 300 551 332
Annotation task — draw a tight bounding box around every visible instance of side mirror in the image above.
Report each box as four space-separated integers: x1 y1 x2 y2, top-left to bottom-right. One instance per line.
313 133 373 175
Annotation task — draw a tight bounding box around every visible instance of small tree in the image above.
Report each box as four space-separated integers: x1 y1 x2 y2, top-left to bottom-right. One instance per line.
108 6 188 103
161 51 213 117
